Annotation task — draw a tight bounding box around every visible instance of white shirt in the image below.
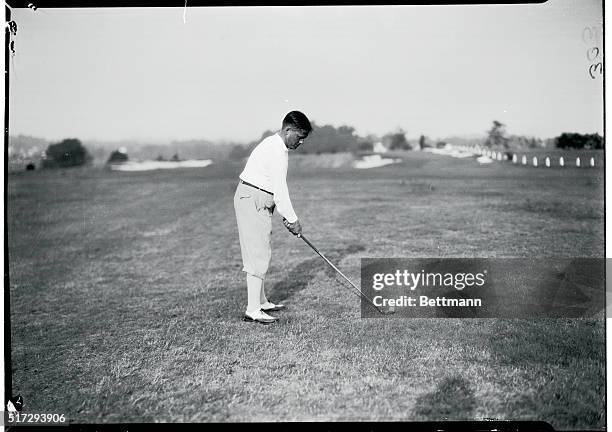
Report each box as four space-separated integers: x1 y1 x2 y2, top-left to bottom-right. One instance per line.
239 133 298 223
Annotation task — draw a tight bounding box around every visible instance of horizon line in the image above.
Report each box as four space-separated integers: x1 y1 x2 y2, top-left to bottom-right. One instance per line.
8 130 604 146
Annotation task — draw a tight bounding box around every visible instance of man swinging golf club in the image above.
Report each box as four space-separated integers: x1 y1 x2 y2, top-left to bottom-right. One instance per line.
234 111 312 324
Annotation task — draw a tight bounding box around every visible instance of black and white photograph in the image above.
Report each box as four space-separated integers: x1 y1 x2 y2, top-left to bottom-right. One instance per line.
3 0 606 429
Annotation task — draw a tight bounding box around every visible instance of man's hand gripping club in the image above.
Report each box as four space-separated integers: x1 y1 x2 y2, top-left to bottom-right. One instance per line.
283 218 302 237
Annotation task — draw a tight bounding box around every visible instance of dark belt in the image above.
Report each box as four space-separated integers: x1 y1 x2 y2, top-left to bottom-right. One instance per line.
240 179 273 195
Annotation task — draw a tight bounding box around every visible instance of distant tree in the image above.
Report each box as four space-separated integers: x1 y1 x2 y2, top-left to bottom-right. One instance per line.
248 122 376 155
156 154 166 161
419 135 426 150
228 145 250 160
295 122 362 154
384 128 411 150
505 135 543 150
42 138 91 168
357 141 373 152
543 138 557 148
556 133 603 150
365 134 380 144
171 152 180 161
26 162 35 171
485 121 509 149
107 150 128 163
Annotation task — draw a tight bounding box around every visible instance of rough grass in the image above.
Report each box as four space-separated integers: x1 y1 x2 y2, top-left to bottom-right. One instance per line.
7 152 604 428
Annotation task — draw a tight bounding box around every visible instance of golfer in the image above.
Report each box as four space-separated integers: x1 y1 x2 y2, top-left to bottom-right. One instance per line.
234 111 312 324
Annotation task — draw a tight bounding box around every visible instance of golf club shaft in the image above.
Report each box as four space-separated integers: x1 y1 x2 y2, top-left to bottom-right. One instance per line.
298 234 384 314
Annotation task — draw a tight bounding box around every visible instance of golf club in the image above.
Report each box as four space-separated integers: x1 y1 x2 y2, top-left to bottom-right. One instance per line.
297 233 395 315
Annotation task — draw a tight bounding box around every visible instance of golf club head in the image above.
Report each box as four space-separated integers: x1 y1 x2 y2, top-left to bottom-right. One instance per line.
377 304 396 315
365 299 395 315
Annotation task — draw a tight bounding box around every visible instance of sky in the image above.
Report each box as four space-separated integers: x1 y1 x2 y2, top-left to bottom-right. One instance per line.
7 0 604 143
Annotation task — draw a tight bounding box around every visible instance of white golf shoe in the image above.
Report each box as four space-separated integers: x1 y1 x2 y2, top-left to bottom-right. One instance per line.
261 301 286 312
243 309 279 324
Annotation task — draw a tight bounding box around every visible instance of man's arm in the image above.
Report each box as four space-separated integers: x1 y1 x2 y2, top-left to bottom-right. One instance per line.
271 152 299 224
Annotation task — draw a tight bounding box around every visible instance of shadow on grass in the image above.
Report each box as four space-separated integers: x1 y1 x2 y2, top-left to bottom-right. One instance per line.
412 376 476 420
487 320 605 429
268 243 366 302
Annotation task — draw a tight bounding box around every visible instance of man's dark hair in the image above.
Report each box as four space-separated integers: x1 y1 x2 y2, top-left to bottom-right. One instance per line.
282 111 312 133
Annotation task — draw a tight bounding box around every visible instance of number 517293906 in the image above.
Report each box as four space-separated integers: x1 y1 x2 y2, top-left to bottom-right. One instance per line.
582 25 603 79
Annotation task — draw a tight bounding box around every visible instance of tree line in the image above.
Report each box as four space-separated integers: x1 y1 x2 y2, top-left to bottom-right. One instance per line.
15 120 603 170
228 122 414 160
485 120 603 150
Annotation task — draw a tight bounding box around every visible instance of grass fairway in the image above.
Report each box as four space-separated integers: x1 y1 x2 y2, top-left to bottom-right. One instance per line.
7 152 605 427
